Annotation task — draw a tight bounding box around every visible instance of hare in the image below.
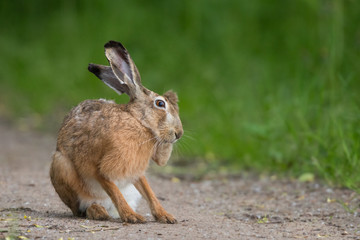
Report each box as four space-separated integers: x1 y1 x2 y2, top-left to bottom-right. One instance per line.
50 41 183 224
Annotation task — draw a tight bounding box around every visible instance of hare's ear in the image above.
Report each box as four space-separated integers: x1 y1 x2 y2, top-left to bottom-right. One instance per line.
163 90 178 105
88 63 130 95
104 41 142 98
164 90 179 111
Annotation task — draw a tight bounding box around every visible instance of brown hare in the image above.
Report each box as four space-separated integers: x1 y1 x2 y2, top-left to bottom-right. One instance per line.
50 41 183 224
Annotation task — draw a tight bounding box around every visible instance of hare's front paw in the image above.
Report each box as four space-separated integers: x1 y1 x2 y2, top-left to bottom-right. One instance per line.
154 211 177 224
121 212 146 224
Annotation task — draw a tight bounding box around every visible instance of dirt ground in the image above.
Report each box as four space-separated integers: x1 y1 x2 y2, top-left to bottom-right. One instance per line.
0 120 359 240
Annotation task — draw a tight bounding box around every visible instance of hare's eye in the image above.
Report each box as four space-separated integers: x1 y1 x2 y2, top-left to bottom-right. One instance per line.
155 99 166 109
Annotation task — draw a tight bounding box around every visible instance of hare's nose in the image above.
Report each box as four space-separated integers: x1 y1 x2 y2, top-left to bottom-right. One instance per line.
175 130 183 140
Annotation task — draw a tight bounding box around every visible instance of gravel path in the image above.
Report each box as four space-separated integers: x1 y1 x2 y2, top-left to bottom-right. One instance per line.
0 121 359 239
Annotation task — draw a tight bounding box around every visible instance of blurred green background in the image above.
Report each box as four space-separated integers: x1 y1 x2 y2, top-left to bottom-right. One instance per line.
0 0 359 189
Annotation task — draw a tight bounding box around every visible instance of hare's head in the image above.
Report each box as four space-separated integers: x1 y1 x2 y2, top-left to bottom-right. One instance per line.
88 41 183 144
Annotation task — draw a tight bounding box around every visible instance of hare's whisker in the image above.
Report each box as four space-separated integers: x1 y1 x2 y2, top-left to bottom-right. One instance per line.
182 135 195 141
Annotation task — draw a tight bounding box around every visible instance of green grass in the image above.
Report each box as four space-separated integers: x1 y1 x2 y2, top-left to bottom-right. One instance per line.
0 0 359 189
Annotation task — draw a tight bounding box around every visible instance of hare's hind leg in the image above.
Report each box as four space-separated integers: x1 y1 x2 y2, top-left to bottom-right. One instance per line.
50 151 84 217
50 151 111 220
86 203 110 220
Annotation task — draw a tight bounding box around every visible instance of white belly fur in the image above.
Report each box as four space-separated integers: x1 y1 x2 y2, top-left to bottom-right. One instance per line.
79 178 142 218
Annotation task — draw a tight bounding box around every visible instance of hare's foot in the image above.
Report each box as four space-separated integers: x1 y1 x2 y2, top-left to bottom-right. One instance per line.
134 176 177 224
86 203 111 220
121 212 146 224
154 210 177 224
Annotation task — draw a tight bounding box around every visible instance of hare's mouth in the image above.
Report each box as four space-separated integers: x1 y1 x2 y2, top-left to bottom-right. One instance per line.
158 138 176 144
156 128 182 144
156 135 176 145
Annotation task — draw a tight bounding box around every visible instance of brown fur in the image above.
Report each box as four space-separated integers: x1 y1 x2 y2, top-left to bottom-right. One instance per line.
86 203 111 220
50 41 183 224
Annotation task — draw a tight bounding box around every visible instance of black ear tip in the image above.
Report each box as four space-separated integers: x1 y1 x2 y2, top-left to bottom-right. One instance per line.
104 40 126 50
88 63 100 76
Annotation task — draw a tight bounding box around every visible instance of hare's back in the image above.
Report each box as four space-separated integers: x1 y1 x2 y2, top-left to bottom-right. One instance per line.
62 99 117 130
56 99 121 157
